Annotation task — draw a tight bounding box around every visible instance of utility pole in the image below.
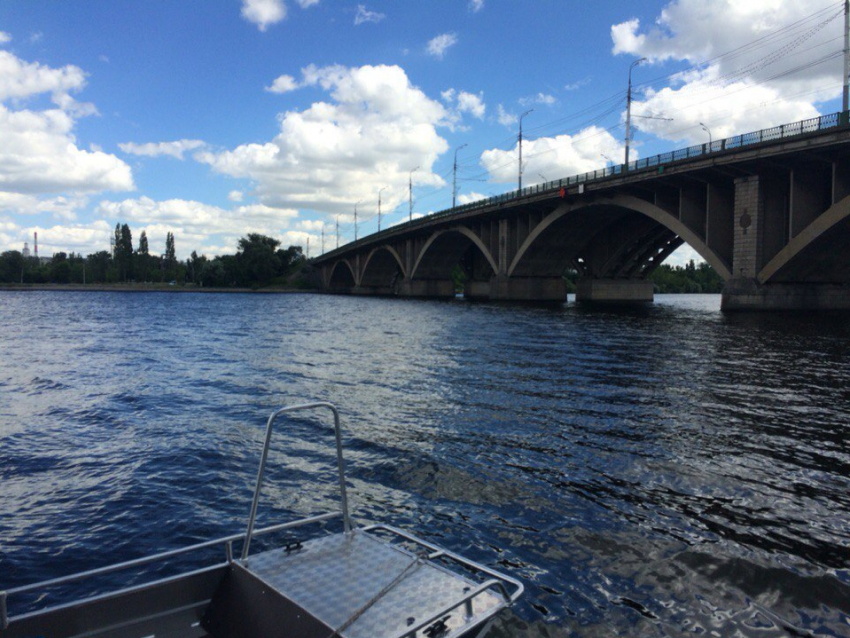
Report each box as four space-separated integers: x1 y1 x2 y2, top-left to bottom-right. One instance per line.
452 143 467 208
321 225 325 255
518 109 533 191
336 216 340 249
841 0 850 112
625 57 646 170
306 236 310 259
377 187 387 232
409 166 419 222
354 200 361 241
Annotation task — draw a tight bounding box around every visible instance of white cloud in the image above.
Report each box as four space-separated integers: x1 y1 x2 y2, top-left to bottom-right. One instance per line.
520 92 556 107
496 104 517 126
457 191 486 205
442 88 486 120
29 31 43 44
427 33 458 59
564 78 591 91
0 50 87 103
97 197 299 258
456 91 486 119
295 219 325 231
354 5 386 26
0 192 88 220
0 105 133 194
228 190 244 202
0 32 11 44
469 0 484 13
266 74 299 93
611 0 844 145
481 125 626 184
296 0 320 7
241 0 286 31
195 64 449 216
0 219 114 255
119 139 206 160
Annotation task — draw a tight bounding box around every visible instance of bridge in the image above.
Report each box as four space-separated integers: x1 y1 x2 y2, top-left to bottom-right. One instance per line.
311 112 850 310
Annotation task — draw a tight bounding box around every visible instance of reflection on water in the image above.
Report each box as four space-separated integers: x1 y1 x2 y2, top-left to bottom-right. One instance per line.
0 291 848 636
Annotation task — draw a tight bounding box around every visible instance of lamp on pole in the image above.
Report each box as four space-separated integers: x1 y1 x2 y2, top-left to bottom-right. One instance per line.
452 143 467 208
625 57 646 170
321 225 325 255
518 109 534 190
409 166 419 223
377 187 387 231
354 200 362 241
699 122 712 146
336 215 340 249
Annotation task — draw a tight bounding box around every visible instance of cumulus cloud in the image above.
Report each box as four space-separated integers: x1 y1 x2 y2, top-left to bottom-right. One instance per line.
496 104 517 126
0 219 114 255
519 92 556 107
296 0 320 7
565 78 591 91
611 0 844 145
241 0 286 31
119 139 206 160
481 125 627 185
457 191 487 205
469 0 484 13
442 88 486 120
0 32 11 44
228 190 244 202
195 64 449 217
354 5 385 26
427 33 458 59
266 74 299 93
0 49 133 234
97 197 299 258
0 105 133 194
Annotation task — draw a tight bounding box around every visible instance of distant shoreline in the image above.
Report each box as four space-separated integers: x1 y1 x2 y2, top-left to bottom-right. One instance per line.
0 284 318 294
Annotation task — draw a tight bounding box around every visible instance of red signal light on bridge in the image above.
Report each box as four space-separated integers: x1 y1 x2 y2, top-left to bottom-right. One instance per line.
559 187 566 198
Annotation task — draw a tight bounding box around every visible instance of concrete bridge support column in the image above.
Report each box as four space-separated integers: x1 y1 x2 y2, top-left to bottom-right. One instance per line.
575 279 654 303
488 276 567 302
398 278 455 298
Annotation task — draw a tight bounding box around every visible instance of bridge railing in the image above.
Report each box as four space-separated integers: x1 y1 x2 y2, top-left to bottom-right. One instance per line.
317 111 846 259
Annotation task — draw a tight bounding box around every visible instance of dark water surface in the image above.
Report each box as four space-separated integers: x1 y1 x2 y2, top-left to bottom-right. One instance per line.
1 291 849 636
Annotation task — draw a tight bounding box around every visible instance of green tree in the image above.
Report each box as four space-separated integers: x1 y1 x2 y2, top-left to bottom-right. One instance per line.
237 233 281 285
137 231 150 281
86 251 112 283
163 232 177 279
0 250 24 283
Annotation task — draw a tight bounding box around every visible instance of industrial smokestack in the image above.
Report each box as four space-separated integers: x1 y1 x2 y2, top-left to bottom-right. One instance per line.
34 231 38 258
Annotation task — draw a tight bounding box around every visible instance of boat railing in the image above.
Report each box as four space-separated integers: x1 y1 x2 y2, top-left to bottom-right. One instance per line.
0 511 342 630
241 402 352 561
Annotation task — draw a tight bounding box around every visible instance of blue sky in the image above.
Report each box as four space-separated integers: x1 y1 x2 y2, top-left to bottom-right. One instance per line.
0 0 845 263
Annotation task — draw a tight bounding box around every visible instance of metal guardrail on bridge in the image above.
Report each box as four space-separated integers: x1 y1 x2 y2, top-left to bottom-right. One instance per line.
316 111 846 260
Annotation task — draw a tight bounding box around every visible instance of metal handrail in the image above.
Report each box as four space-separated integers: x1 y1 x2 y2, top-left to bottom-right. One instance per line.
1 512 341 630
315 110 848 261
242 402 351 561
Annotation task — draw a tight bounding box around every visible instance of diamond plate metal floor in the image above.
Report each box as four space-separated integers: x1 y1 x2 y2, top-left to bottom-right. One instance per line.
242 530 504 638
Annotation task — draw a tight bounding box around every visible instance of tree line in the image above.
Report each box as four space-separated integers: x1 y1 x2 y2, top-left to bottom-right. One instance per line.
0 224 306 288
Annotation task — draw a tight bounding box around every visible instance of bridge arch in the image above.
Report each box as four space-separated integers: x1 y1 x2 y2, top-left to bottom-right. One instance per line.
508 194 733 281
758 194 850 284
411 227 498 280
326 259 357 289
359 245 406 289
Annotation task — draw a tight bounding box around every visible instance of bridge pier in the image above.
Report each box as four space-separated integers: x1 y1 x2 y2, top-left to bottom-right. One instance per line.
398 277 455 298
721 279 850 310
487 276 567 302
575 279 654 304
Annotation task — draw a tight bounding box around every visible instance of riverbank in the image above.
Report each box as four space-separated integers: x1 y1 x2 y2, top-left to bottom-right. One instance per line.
0 283 318 294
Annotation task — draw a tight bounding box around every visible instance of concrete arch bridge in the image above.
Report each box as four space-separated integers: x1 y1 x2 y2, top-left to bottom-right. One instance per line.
313 112 850 310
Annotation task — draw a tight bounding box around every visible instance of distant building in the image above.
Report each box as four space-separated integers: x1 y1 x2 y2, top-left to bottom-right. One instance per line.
22 242 30 258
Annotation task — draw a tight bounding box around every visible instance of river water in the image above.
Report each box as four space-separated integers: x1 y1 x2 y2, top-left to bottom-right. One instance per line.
0 291 848 637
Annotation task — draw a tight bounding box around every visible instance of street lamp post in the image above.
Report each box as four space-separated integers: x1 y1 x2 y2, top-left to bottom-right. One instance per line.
354 200 362 241
377 187 387 232
700 122 712 147
452 143 467 208
518 109 534 190
336 216 340 249
409 166 419 223
625 57 647 170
